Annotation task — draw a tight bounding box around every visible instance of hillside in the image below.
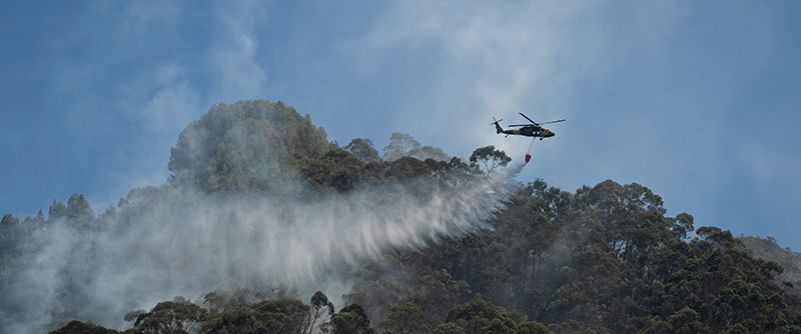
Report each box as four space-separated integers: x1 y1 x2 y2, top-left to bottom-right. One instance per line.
1 100 800 333
740 236 801 296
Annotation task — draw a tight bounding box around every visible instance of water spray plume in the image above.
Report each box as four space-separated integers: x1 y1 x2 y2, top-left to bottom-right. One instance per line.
0 101 524 333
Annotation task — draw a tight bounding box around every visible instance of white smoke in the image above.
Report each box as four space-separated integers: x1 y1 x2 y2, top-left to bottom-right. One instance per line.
1 160 523 333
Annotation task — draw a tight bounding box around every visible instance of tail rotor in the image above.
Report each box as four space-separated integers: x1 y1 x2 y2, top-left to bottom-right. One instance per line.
491 117 504 133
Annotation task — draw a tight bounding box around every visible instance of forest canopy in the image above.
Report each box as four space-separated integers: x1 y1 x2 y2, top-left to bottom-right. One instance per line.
1 100 799 333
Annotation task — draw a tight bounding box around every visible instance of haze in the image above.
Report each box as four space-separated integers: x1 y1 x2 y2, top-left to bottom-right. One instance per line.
1 1 799 249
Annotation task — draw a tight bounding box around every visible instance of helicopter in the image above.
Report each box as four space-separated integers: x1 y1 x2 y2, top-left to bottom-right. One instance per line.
492 113 565 140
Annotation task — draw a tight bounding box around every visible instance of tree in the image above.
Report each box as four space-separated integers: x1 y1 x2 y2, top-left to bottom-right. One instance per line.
300 148 364 192
167 100 333 193
672 213 694 239
66 194 94 223
35 210 46 224
696 226 735 247
445 298 518 334
330 304 375 334
639 319 672 334
305 291 334 334
200 298 308 334
384 133 422 161
356 178 801 333
1 214 18 227
48 200 67 221
381 301 428 334
413 270 471 323
1 213 19 243
345 138 380 162
468 146 511 174
50 320 119 334
134 300 207 334
433 323 465 334
408 145 449 162
667 307 707 334
518 321 552 334
202 292 226 314
14 99 801 334
124 310 146 326
383 133 449 162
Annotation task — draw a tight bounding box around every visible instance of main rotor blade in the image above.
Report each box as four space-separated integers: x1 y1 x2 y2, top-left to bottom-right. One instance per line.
538 119 566 125
518 113 539 125
507 124 533 127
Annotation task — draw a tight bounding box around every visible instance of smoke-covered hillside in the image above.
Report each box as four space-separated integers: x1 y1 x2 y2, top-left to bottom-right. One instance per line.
2 100 800 334
740 236 801 296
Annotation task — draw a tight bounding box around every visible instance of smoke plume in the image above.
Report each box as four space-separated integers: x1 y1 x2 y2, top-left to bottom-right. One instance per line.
0 101 522 333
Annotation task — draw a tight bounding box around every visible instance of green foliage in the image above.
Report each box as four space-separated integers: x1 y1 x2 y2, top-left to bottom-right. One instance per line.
162 100 458 195
381 301 428 334
168 100 333 193
202 292 225 314
383 133 421 161
0 214 24 257
666 307 705 334
517 321 552 334
672 212 694 240
66 194 94 223
331 304 375 334
48 200 67 221
346 138 380 162
347 265 472 330
638 318 672 334
385 157 431 179
414 270 472 322
412 146 449 162
1 214 19 242
383 132 448 162
300 148 365 192
1 214 19 227
52 295 326 334
307 291 335 334
17 101 801 333
48 320 119 334
433 323 465 334
311 291 333 310
445 297 519 334
200 298 308 334
133 300 207 334
353 179 801 333
468 146 511 173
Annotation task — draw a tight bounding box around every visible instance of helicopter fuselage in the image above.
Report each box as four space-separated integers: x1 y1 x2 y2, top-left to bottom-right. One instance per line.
498 125 555 138
492 113 563 139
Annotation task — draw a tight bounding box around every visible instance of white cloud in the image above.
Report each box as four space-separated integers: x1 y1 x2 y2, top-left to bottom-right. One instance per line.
93 1 271 207
209 1 268 101
356 1 581 155
348 1 687 178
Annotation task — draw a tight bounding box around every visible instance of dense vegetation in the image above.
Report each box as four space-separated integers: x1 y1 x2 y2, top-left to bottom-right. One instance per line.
2 100 799 333
356 180 801 333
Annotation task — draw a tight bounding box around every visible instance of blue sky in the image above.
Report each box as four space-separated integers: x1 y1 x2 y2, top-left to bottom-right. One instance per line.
1 1 800 249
